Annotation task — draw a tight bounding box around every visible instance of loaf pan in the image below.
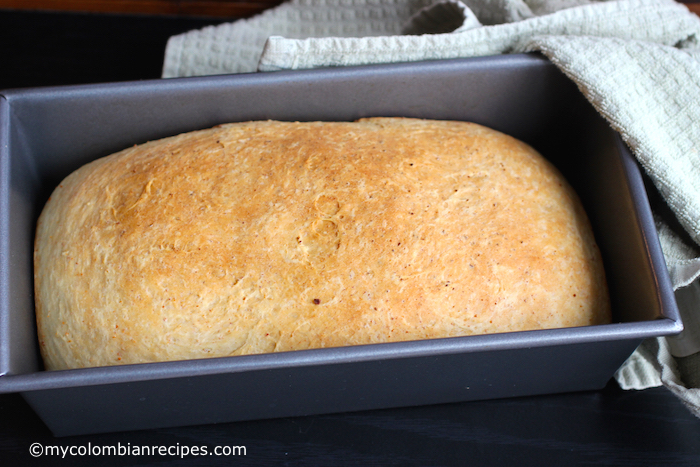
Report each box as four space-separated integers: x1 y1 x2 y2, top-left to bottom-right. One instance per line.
0 53 682 436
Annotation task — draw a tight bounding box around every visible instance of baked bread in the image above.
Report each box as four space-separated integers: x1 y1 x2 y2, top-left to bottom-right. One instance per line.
34 118 611 370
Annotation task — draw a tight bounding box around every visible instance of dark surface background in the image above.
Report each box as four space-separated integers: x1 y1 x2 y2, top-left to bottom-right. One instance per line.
0 9 226 90
2 8 700 466
3 382 700 466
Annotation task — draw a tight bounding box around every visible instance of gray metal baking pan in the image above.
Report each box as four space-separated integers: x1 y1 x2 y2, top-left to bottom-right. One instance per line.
0 53 682 436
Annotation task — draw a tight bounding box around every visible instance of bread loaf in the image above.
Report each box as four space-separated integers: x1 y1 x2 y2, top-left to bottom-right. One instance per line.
34 118 611 370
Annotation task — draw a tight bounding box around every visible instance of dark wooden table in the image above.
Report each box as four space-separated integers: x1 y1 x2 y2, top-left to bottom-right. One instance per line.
2 8 700 466
2 382 700 466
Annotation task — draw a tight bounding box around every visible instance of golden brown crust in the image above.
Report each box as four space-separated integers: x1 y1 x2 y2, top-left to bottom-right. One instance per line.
34 118 611 370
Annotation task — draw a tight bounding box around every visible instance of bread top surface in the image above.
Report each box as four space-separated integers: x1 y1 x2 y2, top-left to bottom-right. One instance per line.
34 118 611 370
